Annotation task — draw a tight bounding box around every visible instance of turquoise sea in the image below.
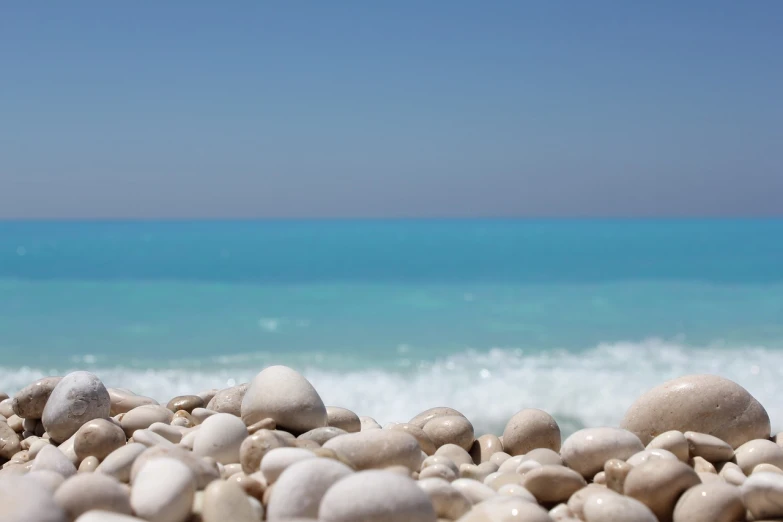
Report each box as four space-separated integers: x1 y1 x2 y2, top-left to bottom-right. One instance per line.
1 219 782 433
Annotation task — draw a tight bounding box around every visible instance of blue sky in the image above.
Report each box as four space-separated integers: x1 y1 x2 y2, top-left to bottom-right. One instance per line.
1 2 781 218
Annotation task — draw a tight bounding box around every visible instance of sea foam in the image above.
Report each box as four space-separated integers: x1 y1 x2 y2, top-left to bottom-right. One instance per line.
1 338 781 436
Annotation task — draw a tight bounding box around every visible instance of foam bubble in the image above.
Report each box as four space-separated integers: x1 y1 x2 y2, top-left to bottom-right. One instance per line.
1 338 781 436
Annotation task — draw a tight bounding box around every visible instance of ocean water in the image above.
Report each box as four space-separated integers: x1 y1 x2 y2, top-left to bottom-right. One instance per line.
1 219 782 435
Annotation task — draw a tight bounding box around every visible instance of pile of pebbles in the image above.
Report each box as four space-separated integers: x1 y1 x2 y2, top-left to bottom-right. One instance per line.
0 366 781 521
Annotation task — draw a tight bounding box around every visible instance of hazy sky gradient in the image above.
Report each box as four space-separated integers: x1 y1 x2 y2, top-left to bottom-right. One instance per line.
1 2 782 218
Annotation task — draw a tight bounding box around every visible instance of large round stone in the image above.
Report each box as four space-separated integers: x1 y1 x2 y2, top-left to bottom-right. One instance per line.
42 372 111 443
241 366 327 435
621 374 770 448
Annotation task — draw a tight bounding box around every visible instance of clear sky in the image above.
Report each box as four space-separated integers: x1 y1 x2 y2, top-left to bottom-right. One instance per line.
1 2 781 218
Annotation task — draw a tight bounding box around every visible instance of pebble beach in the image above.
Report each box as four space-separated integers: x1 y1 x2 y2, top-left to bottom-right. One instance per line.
1 366 781 522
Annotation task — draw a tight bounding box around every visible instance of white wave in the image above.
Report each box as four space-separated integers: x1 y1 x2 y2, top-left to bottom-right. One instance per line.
1 338 781 436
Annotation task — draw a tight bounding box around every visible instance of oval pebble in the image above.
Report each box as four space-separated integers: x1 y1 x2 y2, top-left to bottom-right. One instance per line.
522 465 587 503
684 431 734 463
734 438 783 474
120 405 173 438
502 409 561 455
192 412 248 464
423 416 474 452
267 457 353 519
326 407 361 433
95 443 146 483
582 490 657 522
561 427 644 478
74 419 127 461
323 429 422 471
54 473 132 519
742 471 783 520
130 457 196 522
202 479 258 522
12 377 62 420
0 475 68 522
207 383 249 416
260 447 316 484
417 477 472 520
623 459 700 522
31 444 77 477
673 481 745 522
42 372 111 443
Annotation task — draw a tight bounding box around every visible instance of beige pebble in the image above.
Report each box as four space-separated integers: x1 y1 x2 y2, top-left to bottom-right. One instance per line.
298 426 348 446
147 422 183 443
241 366 327 435
260 447 316 484
566 483 607 519
74 419 127 461
228 472 266 500
221 463 243 478
684 431 734 462
423 455 460 476
469 433 503 464
54 472 132 519
490 451 511 466
120 405 173 438
502 408 561 455
483 471 524 490
75 511 145 521
418 477 472 520
549 503 574 521
451 478 497 504
267 456 353 519
166 395 204 413
496 483 537 502
239 428 290 474
319 470 437 522
754 463 783 475
593 471 606 484
423 416 475 452
192 412 248 464
326 406 361 433
202 479 258 522
734 438 783 474
25 469 66 492
0 398 13 418
95 443 146 483
197 388 219 405
625 448 679 466
389 423 437 455
690 455 716 474
560 427 644 478
0 475 69 522
672 480 744 522
9 449 29 464
409 407 466 429
107 388 158 416
741 471 783 520
360 416 382 430
522 465 587 503
323 429 422 471
457 495 553 522
7 414 24 432
420 463 457 481
129 445 220 489
31 444 77 477
131 429 176 449
79 456 100 473
28 438 51 459
497 454 525 473
131 457 196 522
620 374 770 448
522 447 564 467
0 420 21 459
717 461 746 485
623 459 700 522
207 383 249 416
190 407 217 424
12 376 62 420
697 471 722 483
435 443 474 467
582 490 657 522
245 417 276 433
459 461 497 482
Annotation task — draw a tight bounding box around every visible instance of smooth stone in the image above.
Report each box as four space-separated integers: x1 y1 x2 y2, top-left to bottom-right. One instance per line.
197 388 219 405
389 423 437 455
191 407 218 424
131 457 196 522
620 374 770 448
451 478 497 504
25 469 66 492
625 448 679 466
57 433 80 464
239 429 290 474
326 407 361 433
260 447 316 484
456 496 553 522
79 456 100 472
422 455 460 476
120 405 173 438
241 366 327 435
179 428 198 450
246 417 277 434
690 455 717 474
742 471 783 519
323 429 422 471
698 471 722 483
95 443 146 483
147 422 183 443
435 444 473 467
496 483 537 502
566 484 607 519
55 472 132 519
409 407 466 430
0 398 14 418
754 463 783 475
604 458 632 493
192 412 248 464
166 395 204 413
684 431 734 462
76 512 144 522
522 465 587 503
469 434 503 463
417 477 472 520
718 461 746 485
522 448 564 467
420 463 457 481
131 429 177 448
107 389 158 416
228 472 266 500
267 456 353 519
42 372 111 444
31 444 77 477
593 471 606 485
582 490 657 522
560 427 644 478
459 462 497 482
221 462 243 478
502 409 561 455
516 459 543 476
0 475 68 522
74 419 127 461
129 445 220 489
735 438 783 474
360 416 382 430
7 414 23 432
202 479 258 522
298 426 348 446
207 383 249 416
549 503 573 521
497 455 525 473
0 420 22 459
319 470 437 522
423 415 474 452
623 459 700 522
490 451 511 466
484 471 524 490
171 410 196 428
12 377 62 419
672 481 745 522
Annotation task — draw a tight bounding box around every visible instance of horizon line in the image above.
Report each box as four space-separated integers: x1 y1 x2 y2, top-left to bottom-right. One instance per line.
1 216 782 223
